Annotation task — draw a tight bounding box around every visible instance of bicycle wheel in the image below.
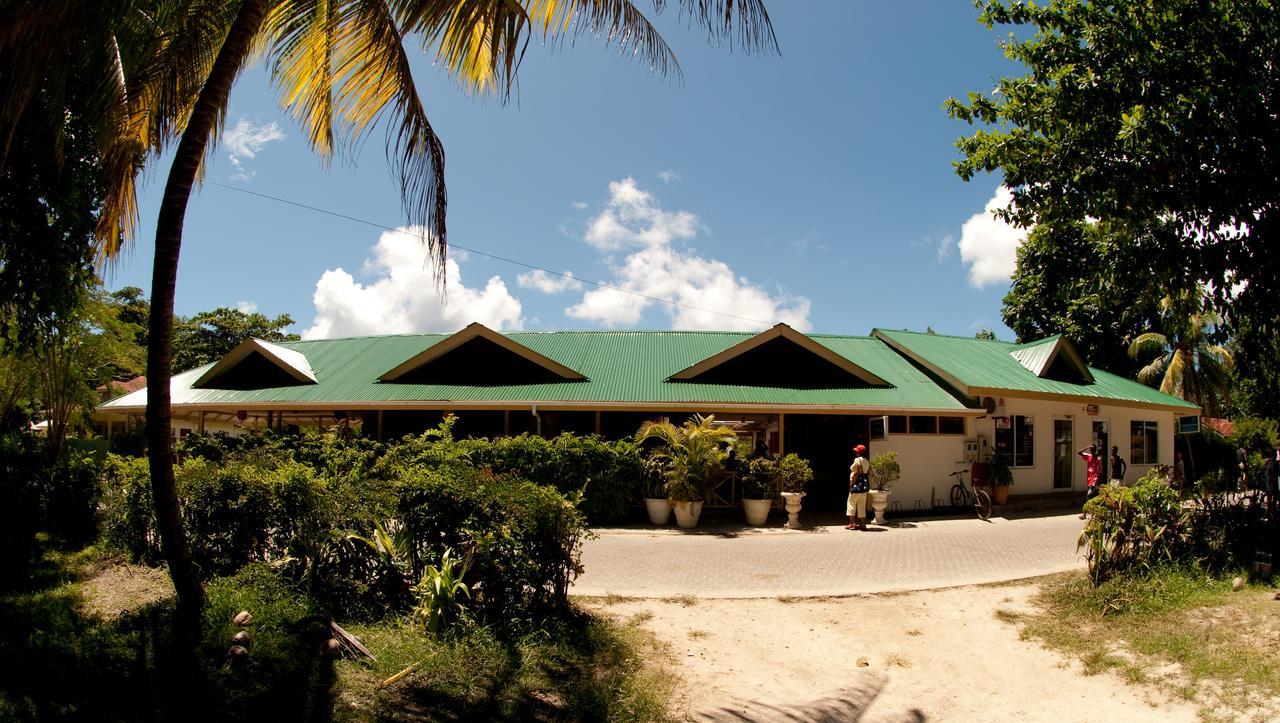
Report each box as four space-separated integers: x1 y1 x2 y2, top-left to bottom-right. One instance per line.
974 488 992 521
950 484 965 509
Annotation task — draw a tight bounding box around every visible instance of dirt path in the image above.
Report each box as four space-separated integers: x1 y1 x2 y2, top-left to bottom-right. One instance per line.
583 583 1199 722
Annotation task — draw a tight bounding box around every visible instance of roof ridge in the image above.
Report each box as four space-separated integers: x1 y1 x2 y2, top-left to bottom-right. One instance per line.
874 328 1012 343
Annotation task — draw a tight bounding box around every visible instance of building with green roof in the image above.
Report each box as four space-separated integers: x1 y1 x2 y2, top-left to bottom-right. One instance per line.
97 323 1197 512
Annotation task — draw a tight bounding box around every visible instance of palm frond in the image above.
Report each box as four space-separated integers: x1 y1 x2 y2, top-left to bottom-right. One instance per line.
1136 355 1167 388
669 0 778 53
268 0 337 161
325 0 448 272
1163 349 1188 397
1128 332 1168 361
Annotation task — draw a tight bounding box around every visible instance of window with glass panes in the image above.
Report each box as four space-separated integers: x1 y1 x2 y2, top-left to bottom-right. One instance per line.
1130 420 1159 464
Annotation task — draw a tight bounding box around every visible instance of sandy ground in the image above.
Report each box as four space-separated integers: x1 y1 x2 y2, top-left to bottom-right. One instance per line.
584 583 1201 722
80 562 173 619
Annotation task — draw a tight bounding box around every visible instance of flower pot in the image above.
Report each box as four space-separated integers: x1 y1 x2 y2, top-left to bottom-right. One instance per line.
869 490 891 525
992 485 1010 505
780 491 805 529
644 497 671 525
742 498 772 526
672 500 703 529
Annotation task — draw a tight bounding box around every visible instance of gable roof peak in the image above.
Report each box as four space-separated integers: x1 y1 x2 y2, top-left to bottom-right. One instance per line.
379 322 587 383
669 323 888 387
193 338 317 388
1009 335 1094 384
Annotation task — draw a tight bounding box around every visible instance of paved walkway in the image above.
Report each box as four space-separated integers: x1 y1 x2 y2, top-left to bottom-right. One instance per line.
572 511 1086 598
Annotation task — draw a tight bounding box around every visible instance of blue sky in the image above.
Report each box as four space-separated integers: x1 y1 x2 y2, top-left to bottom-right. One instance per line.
107 2 1027 339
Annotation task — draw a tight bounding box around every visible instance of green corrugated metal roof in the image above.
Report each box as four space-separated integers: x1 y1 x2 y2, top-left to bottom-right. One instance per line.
101 330 971 412
873 329 1199 410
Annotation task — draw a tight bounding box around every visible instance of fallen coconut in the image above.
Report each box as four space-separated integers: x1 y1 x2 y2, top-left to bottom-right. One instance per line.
322 638 342 657
231 631 252 648
234 611 253 626
228 645 250 664
1232 576 1244 591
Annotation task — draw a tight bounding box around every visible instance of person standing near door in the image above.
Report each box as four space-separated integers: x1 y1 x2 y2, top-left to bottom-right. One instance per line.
847 444 870 531
1108 445 1127 486
1079 444 1102 519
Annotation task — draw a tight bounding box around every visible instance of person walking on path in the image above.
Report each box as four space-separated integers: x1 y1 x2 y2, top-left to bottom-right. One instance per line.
1237 445 1249 492
1108 445 1127 486
1263 447 1279 497
1079 444 1102 519
848 444 870 531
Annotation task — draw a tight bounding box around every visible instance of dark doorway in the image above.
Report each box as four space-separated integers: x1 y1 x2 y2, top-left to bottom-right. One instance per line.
785 414 869 511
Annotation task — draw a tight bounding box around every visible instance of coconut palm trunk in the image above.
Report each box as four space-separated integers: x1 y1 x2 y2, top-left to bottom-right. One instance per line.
146 0 270 638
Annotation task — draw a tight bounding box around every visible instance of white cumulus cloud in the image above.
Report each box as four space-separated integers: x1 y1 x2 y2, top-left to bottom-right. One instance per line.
235 300 258 314
565 178 810 332
657 169 681 183
302 227 522 339
517 269 583 294
958 187 1027 288
224 118 285 181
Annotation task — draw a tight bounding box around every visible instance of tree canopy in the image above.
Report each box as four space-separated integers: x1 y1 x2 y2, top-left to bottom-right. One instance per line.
173 307 299 372
948 0 1280 360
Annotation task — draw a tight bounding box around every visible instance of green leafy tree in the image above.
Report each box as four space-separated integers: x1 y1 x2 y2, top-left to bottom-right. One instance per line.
948 0 1280 383
973 330 996 341
1002 222 1163 375
34 285 144 458
1129 289 1233 417
110 286 151 348
173 307 299 372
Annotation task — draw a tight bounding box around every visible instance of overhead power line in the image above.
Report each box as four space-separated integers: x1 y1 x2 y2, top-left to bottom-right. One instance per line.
205 180 775 327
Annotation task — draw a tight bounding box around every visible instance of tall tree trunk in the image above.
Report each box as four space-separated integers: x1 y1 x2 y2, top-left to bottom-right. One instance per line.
146 0 269 643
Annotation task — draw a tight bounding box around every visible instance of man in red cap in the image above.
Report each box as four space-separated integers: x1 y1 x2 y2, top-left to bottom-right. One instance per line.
848 444 870 530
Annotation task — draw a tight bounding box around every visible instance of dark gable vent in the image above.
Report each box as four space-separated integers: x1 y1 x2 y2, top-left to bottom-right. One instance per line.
390 336 569 386
199 351 309 390
679 336 876 389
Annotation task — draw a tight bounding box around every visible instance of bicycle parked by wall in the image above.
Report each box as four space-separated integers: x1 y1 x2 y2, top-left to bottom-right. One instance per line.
949 468 991 521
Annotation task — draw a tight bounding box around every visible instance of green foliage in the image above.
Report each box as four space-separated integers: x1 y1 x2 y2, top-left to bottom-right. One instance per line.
394 465 587 619
172 306 300 373
1001 222 1161 375
411 548 471 635
0 433 44 583
988 451 1014 487
869 451 901 492
636 413 736 503
950 0 1280 320
1227 417 1279 454
775 453 814 494
200 564 334 720
741 455 778 499
974 329 997 341
101 454 157 564
1081 469 1186 584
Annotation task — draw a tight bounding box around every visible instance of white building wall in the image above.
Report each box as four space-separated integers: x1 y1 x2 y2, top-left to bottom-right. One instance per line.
873 398 1178 507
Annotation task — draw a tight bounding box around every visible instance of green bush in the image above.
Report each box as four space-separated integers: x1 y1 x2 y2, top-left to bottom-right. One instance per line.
0 433 43 585
1227 416 1279 455
395 464 588 618
1081 469 1186 583
101 455 156 564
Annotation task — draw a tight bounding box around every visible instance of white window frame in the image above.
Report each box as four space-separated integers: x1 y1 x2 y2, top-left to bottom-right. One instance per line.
1131 420 1159 465
996 414 1036 468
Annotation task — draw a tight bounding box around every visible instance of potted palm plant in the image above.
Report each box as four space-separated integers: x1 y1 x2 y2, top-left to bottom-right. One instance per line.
989 451 1013 505
641 457 671 525
636 414 736 529
775 453 814 529
869 451 901 524
741 455 778 526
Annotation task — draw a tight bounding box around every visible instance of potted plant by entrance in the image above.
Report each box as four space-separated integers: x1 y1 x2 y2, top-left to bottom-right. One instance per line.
636 414 736 529
775 453 814 529
641 458 671 525
741 456 779 526
868 451 901 525
989 451 1013 505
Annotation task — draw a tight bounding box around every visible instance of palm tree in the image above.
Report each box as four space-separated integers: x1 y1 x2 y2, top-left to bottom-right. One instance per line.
636 413 738 501
1129 288 1234 416
141 0 777 630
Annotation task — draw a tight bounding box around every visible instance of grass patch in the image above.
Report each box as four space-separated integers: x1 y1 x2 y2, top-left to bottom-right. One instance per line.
660 595 697 607
883 653 911 668
686 630 707 640
335 609 677 722
905 628 922 637
993 608 1022 624
1021 567 1280 716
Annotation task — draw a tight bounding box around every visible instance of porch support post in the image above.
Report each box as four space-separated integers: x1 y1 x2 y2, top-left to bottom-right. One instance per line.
376 410 384 441
199 410 205 434
595 410 602 435
503 410 510 436
778 412 786 454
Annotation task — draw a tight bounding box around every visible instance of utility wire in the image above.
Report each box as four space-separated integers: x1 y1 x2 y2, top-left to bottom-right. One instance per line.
206 180 775 327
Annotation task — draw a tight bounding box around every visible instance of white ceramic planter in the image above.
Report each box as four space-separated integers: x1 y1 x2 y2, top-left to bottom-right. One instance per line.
869 490 891 525
780 491 805 529
742 498 772 526
672 500 704 529
644 497 671 526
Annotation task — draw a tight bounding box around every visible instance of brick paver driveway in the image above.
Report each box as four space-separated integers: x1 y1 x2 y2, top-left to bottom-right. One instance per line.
572 512 1085 597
